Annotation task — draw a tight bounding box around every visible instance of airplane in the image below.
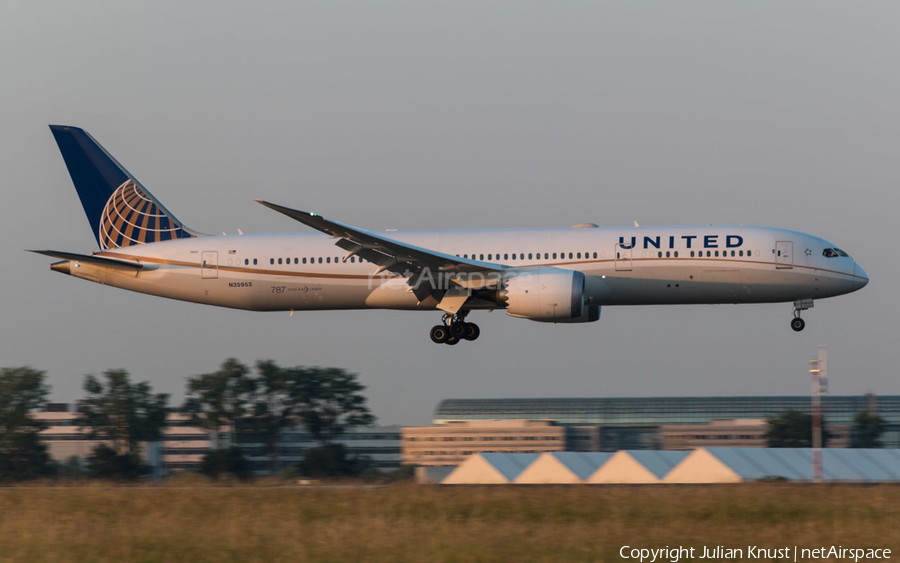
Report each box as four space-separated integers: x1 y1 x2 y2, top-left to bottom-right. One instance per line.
33 125 869 345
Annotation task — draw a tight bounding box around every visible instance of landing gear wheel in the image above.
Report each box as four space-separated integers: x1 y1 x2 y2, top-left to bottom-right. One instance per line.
463 323 480 341
790 318 805 332
430 325 449 343
450 321 467 338
445 335 460 346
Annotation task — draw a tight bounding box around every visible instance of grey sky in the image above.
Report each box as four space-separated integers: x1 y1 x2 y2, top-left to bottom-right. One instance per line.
1 1 897 425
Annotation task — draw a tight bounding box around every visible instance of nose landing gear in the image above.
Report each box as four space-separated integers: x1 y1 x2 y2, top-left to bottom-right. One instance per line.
791 299 813 332
430 313 480 345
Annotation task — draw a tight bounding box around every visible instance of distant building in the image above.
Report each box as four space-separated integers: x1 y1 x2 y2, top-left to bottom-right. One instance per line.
33 404 400 476
238 425 402 474
660 418 851 449
433 396 900 450
34 407 211 476
402 420 567 466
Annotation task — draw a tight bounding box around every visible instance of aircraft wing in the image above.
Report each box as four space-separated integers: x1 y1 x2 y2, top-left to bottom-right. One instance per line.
255 200 508 307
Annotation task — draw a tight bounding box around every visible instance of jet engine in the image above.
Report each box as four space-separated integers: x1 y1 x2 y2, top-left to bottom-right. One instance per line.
500 267 587 322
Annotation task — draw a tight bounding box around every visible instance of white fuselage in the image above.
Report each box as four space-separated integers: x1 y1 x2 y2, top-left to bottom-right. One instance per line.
64 225 868 314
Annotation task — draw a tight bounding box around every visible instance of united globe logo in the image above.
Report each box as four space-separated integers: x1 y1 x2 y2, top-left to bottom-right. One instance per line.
98 180 192 249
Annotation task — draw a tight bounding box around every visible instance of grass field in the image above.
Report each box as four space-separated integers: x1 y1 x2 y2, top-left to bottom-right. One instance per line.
0 483 897 563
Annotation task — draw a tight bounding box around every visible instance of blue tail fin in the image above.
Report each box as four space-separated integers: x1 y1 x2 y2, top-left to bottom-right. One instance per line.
49 125 199 249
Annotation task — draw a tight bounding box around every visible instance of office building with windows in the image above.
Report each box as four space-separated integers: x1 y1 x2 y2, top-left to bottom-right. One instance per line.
238 425 402 474
432 395 899 450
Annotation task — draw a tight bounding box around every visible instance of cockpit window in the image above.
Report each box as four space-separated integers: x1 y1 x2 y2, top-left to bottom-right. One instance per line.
823 249 837 258
834 248 849 257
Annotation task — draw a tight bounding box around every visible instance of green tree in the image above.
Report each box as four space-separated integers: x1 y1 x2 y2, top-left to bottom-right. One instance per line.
296 367 375 446
299 443 369 478
765 410 830 448
198 447 251 480
247 360 304 474
183 358 254 449
247 362 375 474
851 410 885 448
0 367 54 480
57 455 86 480
78 369 169 479
87 444 146 480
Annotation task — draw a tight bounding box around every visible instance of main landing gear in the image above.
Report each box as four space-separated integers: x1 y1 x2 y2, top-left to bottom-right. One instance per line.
791 299 813 332
430 313 480 345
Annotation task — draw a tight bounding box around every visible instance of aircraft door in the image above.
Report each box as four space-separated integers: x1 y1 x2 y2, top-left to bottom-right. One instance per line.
615 243 632 271
775 241 793 269
201 251 218 279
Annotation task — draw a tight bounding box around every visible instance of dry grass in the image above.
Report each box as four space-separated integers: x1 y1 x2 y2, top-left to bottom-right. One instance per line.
0 483 897 562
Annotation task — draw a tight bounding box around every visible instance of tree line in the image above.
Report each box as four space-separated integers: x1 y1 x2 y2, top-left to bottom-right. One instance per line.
764 409 886 448
0 362 891 482
0 360 378 481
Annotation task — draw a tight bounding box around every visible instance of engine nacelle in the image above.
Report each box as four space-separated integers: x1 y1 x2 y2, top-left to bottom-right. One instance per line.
502 267 585 321
530 305 601 324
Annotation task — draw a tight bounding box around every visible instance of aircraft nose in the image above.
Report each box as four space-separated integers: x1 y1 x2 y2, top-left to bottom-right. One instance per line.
854 262 869 289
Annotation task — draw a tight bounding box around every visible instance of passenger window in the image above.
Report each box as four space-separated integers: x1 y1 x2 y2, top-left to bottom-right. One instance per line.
504 253 508 260
270 258 275 265
739 250 743 257
520 253 525 260
730 250 735 257
302 258 307 264
716 251 720 257
576 253 581 259
318 257 322 264
777 250 781 256
674 251 678 257
553 253 557 259
658 251 662 258
278 258 283 264
253 259 257 265
294 258 298 264
593 252 597 259
479 254 484 260
690 251 695 257
568 253 572 259
488 254 492 260
529 253 533 260
707 251 711 257
244 259 249 265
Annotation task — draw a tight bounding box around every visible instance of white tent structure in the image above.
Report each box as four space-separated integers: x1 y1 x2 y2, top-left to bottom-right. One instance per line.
442 453 539 484
514 452 614 484
663 448 900 483
587 450 689 484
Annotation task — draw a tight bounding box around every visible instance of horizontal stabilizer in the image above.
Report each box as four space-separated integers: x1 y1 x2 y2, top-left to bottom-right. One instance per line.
28 250 145 270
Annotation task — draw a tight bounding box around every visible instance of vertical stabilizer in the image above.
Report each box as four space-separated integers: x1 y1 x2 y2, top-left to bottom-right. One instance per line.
49 125 199 249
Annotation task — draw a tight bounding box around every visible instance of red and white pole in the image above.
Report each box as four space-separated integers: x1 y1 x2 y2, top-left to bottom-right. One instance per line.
809 345 827 483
